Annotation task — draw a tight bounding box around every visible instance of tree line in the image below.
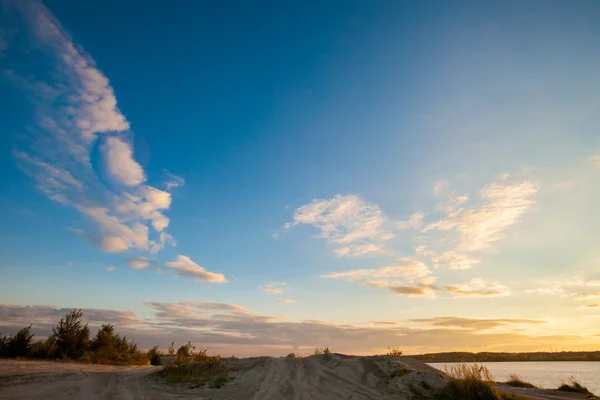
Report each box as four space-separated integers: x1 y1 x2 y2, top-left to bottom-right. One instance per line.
0 309 161 365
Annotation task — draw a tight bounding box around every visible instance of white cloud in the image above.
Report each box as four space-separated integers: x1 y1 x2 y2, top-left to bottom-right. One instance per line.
396 211 424 230
263 282 286 294
106 266 116 272
322 258 438 298
445 278 510 298
276 298 297 304
415 246 480 270
127 257 154 270
102 136 146 187
424 177 539 252
164 171 185 191
5 2 178 255
590 155 600 168
166 255 227 283
97 236 128 253
432 179 449 196
285 194 394 257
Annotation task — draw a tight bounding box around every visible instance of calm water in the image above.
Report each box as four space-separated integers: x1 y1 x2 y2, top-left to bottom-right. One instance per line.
428 362 600 395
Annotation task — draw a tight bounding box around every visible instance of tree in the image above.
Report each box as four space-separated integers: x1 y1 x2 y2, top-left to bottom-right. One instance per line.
0 326 34 358
51 309 90 359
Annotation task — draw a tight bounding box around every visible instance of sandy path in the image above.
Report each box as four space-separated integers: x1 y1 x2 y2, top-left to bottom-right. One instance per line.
0 356 448 400
497 384 598 400
0 360 171 400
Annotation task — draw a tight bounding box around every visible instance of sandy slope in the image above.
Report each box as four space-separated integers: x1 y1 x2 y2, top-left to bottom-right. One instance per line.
3 357 594 400
0 355 447 400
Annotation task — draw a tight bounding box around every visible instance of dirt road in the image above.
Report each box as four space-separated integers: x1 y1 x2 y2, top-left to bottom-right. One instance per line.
3 357 592 400
0 356 447 400
0 360 168 400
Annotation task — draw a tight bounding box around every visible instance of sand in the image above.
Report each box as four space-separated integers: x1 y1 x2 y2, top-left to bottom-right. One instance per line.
0 355 448 399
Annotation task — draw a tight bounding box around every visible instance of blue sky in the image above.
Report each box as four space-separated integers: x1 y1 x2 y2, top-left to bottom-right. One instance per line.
1 0 600 356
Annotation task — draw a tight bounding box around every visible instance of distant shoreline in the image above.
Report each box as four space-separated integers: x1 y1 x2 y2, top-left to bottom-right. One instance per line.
410 351 600 363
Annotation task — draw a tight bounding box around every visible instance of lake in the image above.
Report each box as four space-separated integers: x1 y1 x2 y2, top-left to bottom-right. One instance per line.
428 362 600 395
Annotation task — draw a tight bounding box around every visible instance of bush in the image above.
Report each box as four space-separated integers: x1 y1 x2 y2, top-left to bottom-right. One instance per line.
505 374 536 388
435 363 519 400
313 347 330 355
557 377 591 394
148 345 162 365
51 309 90 359
385 346 403 357
29 338 57 359
89 324 146 364
285 352 301 358
0 326 34 358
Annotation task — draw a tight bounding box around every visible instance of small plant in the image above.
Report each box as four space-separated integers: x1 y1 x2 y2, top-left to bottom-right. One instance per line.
557 377 591 394
286 352 301 358
435 363 519 400
385 346 403 357
391 365 411 378
505 374 536 388
313 347 330 355
148 345 162 366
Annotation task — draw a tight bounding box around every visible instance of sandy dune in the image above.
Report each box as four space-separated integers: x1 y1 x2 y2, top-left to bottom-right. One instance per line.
0 355 447 400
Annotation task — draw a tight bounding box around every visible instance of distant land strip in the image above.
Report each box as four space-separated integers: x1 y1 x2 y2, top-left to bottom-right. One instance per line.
409 351 600 362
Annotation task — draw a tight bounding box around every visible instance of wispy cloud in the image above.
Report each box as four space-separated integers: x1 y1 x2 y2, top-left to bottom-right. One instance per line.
263 282 286 294
166 255 227 283
106 266 116 272
445 278 510 298
276 298 297 304
409 317 543 331
164 170 185 191
590 155 600 168
424 176 539 253
127 257 155 270
322 258 438 298
5 1 179 255
396 211 425 230
285 194 394 257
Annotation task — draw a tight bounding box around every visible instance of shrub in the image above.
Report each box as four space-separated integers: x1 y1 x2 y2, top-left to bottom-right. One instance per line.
89 324 146 364
505 374 536 388
313 347 330 355
557 377 591 394
0 326 35 358
435 363 519 400
285 352 301 358
385 346 403 357
51 309 90 359
29 338 57 359
148 345 162 365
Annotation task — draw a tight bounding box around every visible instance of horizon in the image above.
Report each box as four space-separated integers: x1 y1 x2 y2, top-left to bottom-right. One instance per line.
1 0 600 358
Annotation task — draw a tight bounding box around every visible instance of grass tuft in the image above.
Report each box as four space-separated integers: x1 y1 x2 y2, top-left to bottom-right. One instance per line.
505 374 536 388
557 377 591 394
434 362 521 400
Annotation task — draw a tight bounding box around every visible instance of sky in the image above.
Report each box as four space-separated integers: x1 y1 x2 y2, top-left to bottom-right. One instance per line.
1 0 600 357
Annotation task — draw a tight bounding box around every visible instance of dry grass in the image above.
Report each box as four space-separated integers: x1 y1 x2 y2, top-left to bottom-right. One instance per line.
505 374 536 388
385 346 403 357
557 377 591 394
435 363 521 400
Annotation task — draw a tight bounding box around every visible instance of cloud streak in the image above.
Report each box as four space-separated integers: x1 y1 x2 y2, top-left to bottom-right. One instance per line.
166 255 227 283
322 258 438 298
445 278 510 298
5 1 181 256
285 195 394 257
